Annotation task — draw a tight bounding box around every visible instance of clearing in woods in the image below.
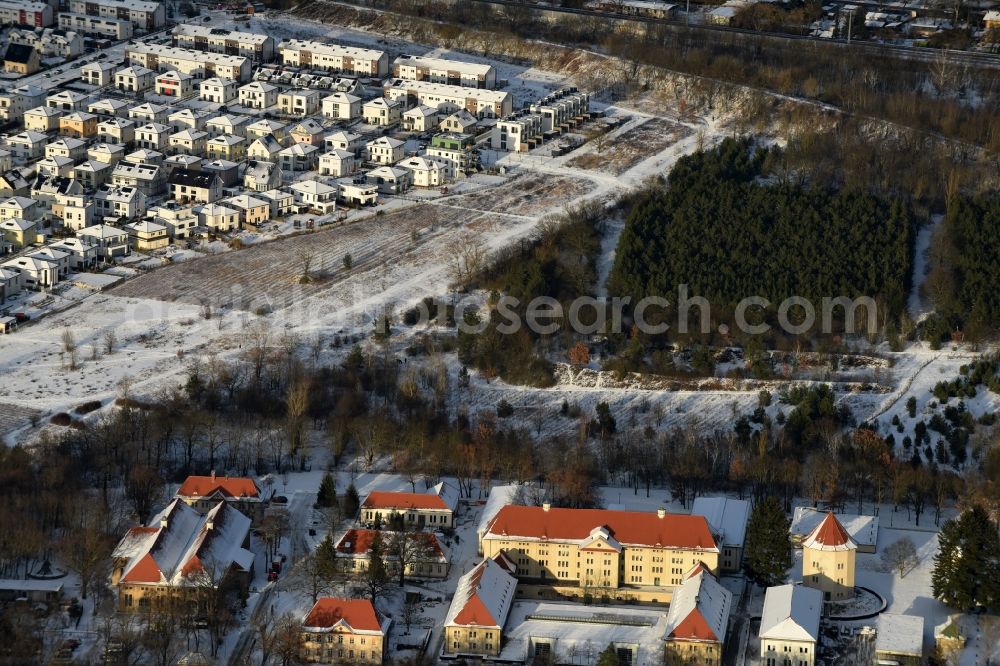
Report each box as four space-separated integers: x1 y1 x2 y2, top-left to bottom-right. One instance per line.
567 118 694 175
108 174 594 311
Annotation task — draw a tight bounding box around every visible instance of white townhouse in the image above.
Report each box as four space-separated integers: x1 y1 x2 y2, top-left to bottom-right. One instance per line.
399 156 448 188
59 13 132 40
171 24 275 63
116 65 156 93
238 82 278 110
155 70 194 98
97 118 136 145
318 150 354 177
759 585 822 666
128 102 171 124
77 223 130 260
199 77 238 104
325 131 365 157
67 0 165 30
321 92 361 121
81 61 117 87
93 185 146 221
391 54 497 89
289 180 337 214
47 91 86 112
89 99 130 119
1 256 59 290
365 137 404 165
245 119 286 143
89 143 128 165
362 98 403 127
277 89 321 117
277 39 388 77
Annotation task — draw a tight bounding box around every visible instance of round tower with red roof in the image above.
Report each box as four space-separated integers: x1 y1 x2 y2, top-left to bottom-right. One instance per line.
801 512 857 601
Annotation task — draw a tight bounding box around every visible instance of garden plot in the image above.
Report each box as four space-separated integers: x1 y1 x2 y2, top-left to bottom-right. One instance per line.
0 403 42 443
444 173 596 218
567 118 694 175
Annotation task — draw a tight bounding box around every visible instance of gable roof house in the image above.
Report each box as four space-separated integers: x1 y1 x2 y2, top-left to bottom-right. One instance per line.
366 166 411 195
759 584 823 666
169 169 222 205
93 185 146 223
48 237 98 269
360 482 460 529
111 499 254 612
7 131 48 163
318 150 355 177
0 218 41 251
175 474 269 524
88 98 131 119
0 169 32 197
335 528 450 579
365 136 404 166
247 135 283 162
45 137 88 161
73 160 113 190
289 119 325 146
47 91 87 113
125 219 168 251
0 255 58 289
243 160 281 193
0 197 41 222
443 556 517 658
206 135 246 161
134 122 172 151
198 77 237 104
3 44 40 76
168 129 208 157
245 119 287 143
77 222 130 259
219 194 269 228
664 567 732 666
111 160 164 197
128 102 171 124
321 92 361 120
691 497 750 573
277 143 319 173
97 118 136 146
362 97 403 127
24 105 62 132
299 598 389 665
238 81 278 110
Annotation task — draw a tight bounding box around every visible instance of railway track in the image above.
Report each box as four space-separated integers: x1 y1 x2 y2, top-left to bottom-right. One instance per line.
462 0 1000 69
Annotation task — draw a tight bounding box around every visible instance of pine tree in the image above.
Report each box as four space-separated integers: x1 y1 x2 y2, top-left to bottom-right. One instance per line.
343 482 360 520
743 496 792 587
316 473 338 508
932 505 1000 611
315 533 339 579
363 531 391 603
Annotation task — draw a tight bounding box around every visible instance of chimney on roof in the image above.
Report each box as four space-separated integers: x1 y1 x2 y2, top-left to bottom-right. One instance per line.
657 507 665 519
211 469 215 481
206 518 214 531
542 502 551 512
160 516 168 529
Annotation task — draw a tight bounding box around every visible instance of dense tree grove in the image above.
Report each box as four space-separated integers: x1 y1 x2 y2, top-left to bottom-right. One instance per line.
743 496 793 587
928 195 1000 337
932 505 1000 611
609 138 914 335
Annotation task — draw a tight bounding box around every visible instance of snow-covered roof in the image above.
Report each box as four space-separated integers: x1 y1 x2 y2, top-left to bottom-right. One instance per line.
0 579 63 592
112 499 252 587
691 497 749 549
876 613 924 657
760 585 822 643
791 507 875 549
477 485 524 537
444 556 517 629
496 601 669 663
664 568 731 644
290 180 337 196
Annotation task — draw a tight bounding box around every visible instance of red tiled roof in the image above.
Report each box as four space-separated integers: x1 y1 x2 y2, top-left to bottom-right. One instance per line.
669 608 718 641
452 563 497 626
361 491 449 511
303 598 382 633
121 553 162 584
807 512 852 547
486 506 717 550
177 475 259 499
336 528 444 557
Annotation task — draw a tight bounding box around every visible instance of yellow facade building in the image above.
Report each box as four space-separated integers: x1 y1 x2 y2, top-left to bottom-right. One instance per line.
479 504 719 604
299 598 387 665
443 554 517 658
801 512 856 601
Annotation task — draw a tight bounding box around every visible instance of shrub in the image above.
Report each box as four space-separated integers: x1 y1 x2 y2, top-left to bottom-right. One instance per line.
73 401 102 415
50 413 72 426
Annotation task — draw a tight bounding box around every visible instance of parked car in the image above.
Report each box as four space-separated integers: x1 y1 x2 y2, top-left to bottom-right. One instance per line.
272 495 288 504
